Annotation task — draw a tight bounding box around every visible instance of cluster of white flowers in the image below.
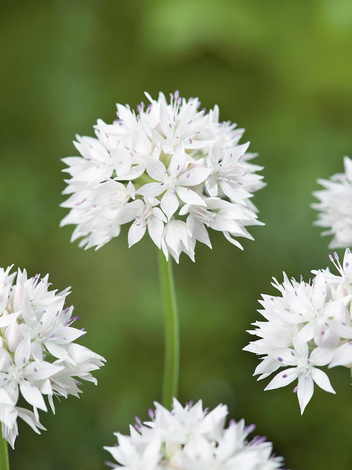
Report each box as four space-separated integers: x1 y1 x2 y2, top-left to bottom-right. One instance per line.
61 91 265 262
105 399 285 469
312 156 352 248
0 266 105 447
244 249 352 413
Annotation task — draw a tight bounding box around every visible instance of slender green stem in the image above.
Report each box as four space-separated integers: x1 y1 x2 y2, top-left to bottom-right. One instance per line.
158 251 180 409
0 429 9 470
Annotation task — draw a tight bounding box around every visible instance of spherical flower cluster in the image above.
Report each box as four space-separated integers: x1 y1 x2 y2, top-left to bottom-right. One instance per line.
0 266 105 447
104 399 286 469
312 156 352 248
244 249 352 413
61 91 265 262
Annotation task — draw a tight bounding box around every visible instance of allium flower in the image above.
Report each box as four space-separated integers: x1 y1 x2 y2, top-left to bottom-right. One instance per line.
104 399 286 469
312 156 352 248
0 266 105 447
61 91 265 262
244 250 352 413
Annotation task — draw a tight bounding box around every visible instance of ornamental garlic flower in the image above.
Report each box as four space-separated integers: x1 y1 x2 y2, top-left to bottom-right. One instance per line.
312 156 352 248
61 91 265 262
244 250 352 414
104 399 286 469
0 266 105 447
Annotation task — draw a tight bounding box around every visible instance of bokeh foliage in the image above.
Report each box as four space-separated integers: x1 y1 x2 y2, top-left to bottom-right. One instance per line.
1 0 352 468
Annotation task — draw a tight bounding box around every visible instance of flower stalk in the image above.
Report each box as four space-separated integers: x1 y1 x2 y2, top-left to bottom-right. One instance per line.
158 251 179 408
0 430 9 470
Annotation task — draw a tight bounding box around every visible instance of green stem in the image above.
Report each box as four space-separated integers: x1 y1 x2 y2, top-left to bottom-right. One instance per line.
158 251 179 409
0 429 9 470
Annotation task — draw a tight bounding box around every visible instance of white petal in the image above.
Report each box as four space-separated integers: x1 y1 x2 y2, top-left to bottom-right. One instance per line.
161 191 179 220
148 218 164 249
292 333 309 358
178 166 210 186
145 158 167 181
311 368 335 394
14 336 31 367
0 312 20 329
0 388 14 406
25 362 63 381
223 232 244 250
329 341 352 367
163 221 191 261
117 165 145 181
297 375 314 414
17 407 46 433
297 323 314 343
20 381 47 411
220 181 251 202
310 347 334 366
169 147 186 175
159 100 172 136
56 326 86 344
253 356 281 379
5 321 23 352
128 222 147 247
116 200 144 225
264 368 298 390
44 342 72 363
177 187 206 206
187 216 212 248
205 177 218 197
137 183 165 198
152 207 167 223
312 272 327 307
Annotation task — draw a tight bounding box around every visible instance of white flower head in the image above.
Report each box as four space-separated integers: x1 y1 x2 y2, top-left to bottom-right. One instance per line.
312 156 352 248
0 265 105 447
61 91 265 262
244 250 352 413
105 399 286 469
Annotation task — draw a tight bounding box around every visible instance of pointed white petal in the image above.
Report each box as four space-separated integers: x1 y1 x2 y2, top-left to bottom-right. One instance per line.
253 356 281 379
223 232 244 250
17 407 46 433
312 272 327 307
14 336 31 367
148 218 164 249
310 347 334 366
0 388 14 406
329 341 352 367
264 368 298 390
44 342 73 363
311 368 335 394
145 158 167 181
137 183 165 198
128 222 146 247
0 312 20 328
177 187 206 206
152 207 167 223
169 147 187 175
178 166 210 186
161 191 179 220
116 165 145 181
297 375 314 414
56 326 86 344
116 200 144 225
187 216 212 248
205 177 218 197
20 381 47 411
297 323 315 343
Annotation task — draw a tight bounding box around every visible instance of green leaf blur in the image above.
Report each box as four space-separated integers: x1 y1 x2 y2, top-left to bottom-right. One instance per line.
1 1 352 468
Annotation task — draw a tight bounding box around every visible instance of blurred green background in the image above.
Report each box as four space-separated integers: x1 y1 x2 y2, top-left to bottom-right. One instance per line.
2 0 352 468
